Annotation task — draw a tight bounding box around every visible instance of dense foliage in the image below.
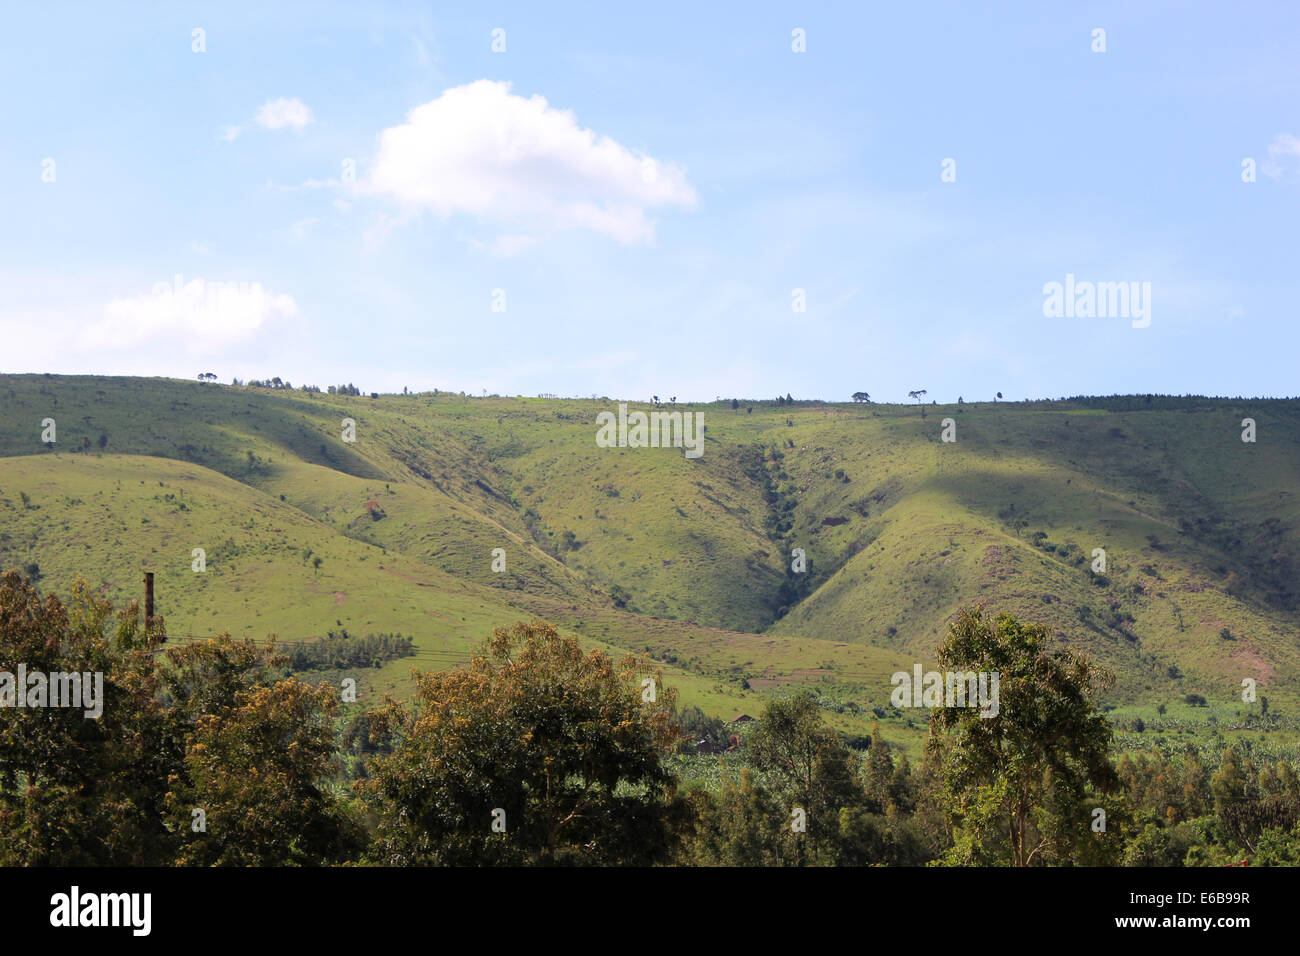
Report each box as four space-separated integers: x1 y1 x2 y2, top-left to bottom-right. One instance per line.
1 573 1296 866
284 630 414 671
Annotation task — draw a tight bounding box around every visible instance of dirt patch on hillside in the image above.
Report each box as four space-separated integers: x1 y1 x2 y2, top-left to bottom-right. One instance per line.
981 545 1020 581
1226 641 1274 681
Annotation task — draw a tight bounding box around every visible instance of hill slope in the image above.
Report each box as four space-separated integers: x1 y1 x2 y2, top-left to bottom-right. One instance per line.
1 375 1297 735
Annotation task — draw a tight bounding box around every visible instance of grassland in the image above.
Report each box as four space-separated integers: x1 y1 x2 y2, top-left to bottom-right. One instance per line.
1 374 1296 759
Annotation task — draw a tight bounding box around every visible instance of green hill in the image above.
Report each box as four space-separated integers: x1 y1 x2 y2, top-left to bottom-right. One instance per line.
2 374 1297 754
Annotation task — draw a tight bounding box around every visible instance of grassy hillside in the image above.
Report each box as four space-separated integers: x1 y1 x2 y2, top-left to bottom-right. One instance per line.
1 374 1296 757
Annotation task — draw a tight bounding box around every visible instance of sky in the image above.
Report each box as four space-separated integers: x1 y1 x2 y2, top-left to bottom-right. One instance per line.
1 1 1298 403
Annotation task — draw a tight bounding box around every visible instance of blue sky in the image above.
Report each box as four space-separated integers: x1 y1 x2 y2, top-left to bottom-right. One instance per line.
2 1 1298 402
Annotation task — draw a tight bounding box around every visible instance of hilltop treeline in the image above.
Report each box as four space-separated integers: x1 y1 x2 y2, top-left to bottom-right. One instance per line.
232 377 367 396
1064 394 1300 411
1 572 1297 866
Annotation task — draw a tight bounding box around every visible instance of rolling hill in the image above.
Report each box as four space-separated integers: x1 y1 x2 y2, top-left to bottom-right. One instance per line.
1 374 1297 754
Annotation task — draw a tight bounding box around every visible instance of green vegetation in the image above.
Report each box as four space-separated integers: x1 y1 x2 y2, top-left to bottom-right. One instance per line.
283 630 414 671
1 374 1298 862
930 607 1118 865
6 573 1294 866
0 571 361 866
360 620 681 865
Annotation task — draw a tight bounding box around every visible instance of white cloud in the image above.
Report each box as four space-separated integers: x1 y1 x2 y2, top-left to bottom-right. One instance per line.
83 277 299 353
256 97 314 131
362 80 695 244
1270 132 1300 155
221 98 314 142
1263 132 1300 178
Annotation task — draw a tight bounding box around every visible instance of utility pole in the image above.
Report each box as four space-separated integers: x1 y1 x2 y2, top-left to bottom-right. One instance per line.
144 571 155 632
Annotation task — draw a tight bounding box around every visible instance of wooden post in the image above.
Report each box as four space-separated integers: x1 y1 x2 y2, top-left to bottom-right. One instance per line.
144 572 154 630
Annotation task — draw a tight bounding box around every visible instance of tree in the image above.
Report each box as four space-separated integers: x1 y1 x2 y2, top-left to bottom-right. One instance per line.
608 583 631 609
686 769 790 865
1212 745 1257 849
675 704 727 750
1180 748 1211 818
862 722 895 812
851 391 871 403
162 636 363 866
0 572 171 865
995 391 1002 402
0 572 365 866
908 389 927 404
359 620 682 865
746 692 862 862
928 605 1119 866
